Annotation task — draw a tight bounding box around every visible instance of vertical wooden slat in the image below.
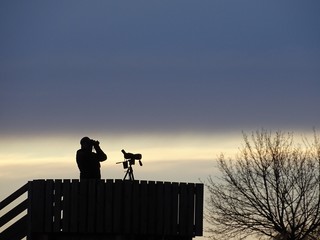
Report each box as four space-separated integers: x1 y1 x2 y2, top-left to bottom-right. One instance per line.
163 182 172 236
194 183 204 236
123 180 133 234
70 180 79 233
96 180 105 233
44 180 54 232
147 181 156 235
87 180 96 232
186 183 195 236
30 180 46 233
171 182 179 235
62 179 71 232
79 180 88 233
104 179 113 232
179 183 188 235
139 180 148 235
156 181 164 235
53 180 63 232
113 179 123 233
131 180 140 234
27 181 32 240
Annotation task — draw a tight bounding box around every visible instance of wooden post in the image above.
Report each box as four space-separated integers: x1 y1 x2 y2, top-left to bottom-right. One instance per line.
155 182 164 235
96 180 105 233
53 179 63 233
195 183 204 236
70 180 79 233
104 179 113 232
113 179 123 233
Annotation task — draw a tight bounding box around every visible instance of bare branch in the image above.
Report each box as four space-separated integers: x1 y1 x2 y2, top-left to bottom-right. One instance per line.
206 130 320 240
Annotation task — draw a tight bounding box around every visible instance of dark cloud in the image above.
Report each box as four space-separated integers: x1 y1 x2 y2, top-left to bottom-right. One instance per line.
1 0 320 135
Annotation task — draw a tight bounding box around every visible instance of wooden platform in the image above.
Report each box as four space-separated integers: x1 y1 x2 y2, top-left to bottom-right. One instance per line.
1 179 204 240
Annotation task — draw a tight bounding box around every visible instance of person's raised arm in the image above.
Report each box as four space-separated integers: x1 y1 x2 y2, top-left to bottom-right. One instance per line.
93 141 107 162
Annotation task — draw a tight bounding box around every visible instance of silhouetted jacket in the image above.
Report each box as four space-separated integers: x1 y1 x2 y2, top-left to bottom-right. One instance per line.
76 146 107 179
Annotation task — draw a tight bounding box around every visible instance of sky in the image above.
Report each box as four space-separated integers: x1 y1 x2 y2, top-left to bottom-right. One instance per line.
0 1 320 235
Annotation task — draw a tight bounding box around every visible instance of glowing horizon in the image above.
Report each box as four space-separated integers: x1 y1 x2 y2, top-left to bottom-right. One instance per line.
0 131 241 199
1 129 316 199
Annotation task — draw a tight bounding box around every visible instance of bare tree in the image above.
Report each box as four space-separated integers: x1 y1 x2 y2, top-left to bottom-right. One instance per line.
206 130 320 240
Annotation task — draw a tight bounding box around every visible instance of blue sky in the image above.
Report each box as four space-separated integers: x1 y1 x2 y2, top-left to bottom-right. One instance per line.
0 1 320 206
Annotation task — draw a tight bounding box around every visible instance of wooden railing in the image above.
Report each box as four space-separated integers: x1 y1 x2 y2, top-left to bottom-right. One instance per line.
0 183 29 240
1 179 204 240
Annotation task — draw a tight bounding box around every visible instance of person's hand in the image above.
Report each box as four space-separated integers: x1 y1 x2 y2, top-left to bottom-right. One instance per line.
92 140 100 148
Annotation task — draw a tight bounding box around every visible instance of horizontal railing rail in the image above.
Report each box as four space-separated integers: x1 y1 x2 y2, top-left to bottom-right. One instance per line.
0 183 29 240
0 183 29 211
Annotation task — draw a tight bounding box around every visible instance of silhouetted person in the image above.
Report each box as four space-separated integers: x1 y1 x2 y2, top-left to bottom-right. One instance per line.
76 136 107 180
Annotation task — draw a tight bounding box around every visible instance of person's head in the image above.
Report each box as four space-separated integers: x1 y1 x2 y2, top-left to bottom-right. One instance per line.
80 136 93 150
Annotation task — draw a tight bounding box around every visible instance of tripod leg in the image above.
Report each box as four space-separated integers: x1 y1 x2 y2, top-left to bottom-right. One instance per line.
124 168 130 180
129 167 134 180
129 172 134 180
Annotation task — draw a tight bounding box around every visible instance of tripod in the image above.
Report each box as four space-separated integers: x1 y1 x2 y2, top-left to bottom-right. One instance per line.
117 149 142 181
123 162 135 180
